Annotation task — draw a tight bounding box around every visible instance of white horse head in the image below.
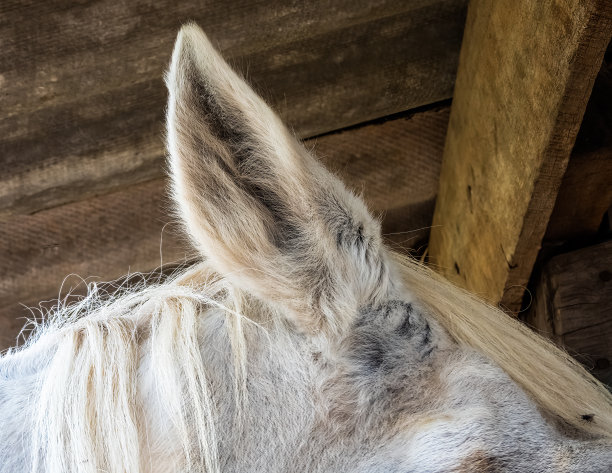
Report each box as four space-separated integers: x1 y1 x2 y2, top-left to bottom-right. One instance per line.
1 23 611 473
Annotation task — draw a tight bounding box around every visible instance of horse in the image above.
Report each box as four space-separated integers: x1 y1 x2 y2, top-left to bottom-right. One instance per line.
1 23 611 473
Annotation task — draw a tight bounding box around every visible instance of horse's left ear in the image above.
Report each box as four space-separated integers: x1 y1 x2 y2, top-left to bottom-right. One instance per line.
166 23 391 334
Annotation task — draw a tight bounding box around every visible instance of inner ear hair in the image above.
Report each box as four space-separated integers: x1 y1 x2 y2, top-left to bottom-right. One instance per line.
166 23 391 334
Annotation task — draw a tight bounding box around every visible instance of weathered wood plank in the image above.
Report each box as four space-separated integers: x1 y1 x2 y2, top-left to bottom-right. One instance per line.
0 0 466 216
315 106 450 251
546 51 612 242
0 108 449 350
0 178 191 351
527 240 612 385
546 149 612 243
428 0 612 311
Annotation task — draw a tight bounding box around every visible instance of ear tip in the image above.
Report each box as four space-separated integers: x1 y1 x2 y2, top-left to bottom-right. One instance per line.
175 21 212 56
167 22 204 85
178 21 206 42
169 22 217 78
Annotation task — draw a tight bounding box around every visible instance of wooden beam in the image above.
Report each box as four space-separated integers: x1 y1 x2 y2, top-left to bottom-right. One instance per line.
546 51 612 242
527 241 612 385
0 108 449 350
0 0 466 216
546 148 612 242
428 0 612 311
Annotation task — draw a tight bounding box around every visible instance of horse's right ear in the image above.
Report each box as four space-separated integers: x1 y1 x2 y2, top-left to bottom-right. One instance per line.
166 23 391 334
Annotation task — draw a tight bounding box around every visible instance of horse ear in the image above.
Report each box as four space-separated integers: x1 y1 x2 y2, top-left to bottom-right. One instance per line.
166 23 391 333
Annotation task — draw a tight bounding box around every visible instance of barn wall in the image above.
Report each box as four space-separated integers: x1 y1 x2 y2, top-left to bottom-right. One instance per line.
0 1 465 350
0 0 467 216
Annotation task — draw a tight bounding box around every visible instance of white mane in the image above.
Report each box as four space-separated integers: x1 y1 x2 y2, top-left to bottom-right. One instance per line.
12 264 230 472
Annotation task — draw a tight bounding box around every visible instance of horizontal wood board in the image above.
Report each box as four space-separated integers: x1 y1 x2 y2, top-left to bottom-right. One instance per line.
0 107 449 350
0 0 467 216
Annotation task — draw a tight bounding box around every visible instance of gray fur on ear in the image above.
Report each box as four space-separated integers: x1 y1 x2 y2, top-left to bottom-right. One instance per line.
166 23 391 334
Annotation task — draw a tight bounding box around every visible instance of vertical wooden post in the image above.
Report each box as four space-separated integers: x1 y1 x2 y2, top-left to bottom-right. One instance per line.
429 0 612 311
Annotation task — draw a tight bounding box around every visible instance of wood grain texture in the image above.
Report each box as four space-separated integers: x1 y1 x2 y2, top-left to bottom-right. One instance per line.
546 148 612 242
546 50 612 242
0 0 466 216
0 108 449 350
314 106 450 251
0 178 193 350
527 240 612 385
428 0 612 311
